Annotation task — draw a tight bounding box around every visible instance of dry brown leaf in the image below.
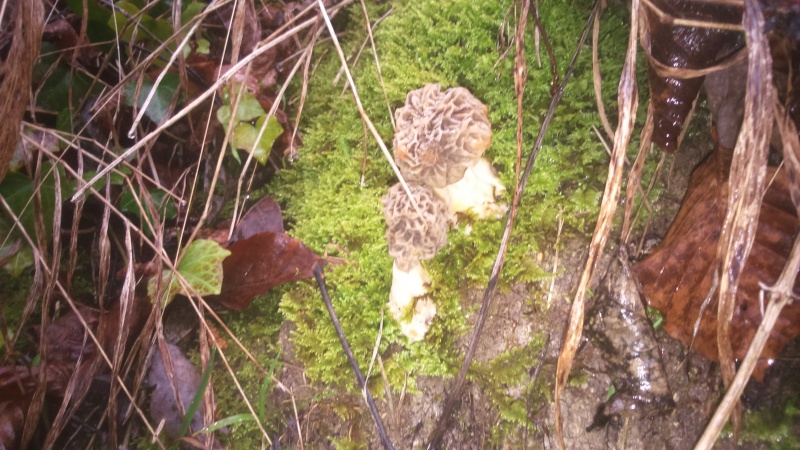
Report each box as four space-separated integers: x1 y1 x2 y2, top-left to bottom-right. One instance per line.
636 145 800 380
212 232 321 311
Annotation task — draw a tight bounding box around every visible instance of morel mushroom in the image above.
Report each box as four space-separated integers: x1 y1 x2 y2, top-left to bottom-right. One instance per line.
382 182 449 341
393 83 506 219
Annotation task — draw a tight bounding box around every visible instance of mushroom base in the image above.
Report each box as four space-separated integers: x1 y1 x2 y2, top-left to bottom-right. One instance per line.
389 261 437 341
433 157 507 219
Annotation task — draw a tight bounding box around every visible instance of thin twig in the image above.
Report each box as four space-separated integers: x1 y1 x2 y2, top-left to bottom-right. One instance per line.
313 266 395 450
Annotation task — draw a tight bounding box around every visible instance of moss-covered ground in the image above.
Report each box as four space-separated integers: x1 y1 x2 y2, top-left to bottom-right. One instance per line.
213 0 641 445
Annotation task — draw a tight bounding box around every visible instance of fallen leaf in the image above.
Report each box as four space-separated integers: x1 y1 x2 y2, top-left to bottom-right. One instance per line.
636 145 800 380
231 195 284 242
147 343 205 440
212 232 321 311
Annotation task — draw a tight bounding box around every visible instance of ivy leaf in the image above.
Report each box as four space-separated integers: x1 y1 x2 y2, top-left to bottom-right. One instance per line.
148 239 231 306
124 73 181 124
119 187 177 236
216 88 283 165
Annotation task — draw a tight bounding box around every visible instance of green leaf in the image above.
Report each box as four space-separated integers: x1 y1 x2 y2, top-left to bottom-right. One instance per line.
216 88 283 165
0 167 58 242
194 414 256 435
124 73 181 124
2 244 33 277
181 1 206 25
147 239 231 306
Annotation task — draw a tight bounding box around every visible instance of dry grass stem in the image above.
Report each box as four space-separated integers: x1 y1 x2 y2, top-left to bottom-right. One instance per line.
553 0 638 447
714 0 773 437
592 1 615 141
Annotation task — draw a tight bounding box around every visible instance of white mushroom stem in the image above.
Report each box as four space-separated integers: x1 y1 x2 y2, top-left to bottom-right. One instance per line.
433 157 507 219
389 260 430 318
389 260 439 341
400 298 437 342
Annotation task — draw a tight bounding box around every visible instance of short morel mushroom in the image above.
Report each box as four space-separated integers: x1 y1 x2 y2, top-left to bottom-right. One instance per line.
382 182 449 341
393 83 506 219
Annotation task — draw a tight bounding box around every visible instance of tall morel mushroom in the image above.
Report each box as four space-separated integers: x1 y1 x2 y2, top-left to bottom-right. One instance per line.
382 182 449 341
393 84 506 219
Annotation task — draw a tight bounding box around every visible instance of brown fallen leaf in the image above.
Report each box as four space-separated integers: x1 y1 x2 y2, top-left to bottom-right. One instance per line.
212 232 321 311
147 343 205 440
636 145 800 380
231 195 284 242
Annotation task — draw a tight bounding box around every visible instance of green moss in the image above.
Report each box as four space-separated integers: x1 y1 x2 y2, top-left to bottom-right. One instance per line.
271 0 631 394
212 288 286 447
217 0 635 441
733 396 800 449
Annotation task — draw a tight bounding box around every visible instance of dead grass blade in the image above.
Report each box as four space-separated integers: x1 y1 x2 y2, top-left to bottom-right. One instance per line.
714 0 773 438
592 1 615 141
73 0 339 201
553 0 639 447
621 102 654 243
0 0 44 180
427 1 600 447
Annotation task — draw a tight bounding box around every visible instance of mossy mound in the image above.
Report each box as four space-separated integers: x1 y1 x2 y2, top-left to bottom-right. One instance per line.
220 0 633 443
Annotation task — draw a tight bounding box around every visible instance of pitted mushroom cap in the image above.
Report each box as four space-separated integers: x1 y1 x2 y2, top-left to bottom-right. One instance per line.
382 182 449 271
393 84 492 188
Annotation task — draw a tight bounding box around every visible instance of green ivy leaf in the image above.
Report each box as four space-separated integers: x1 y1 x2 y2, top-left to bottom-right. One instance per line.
124 73 181 124
148 239 231 306
216 87 283 165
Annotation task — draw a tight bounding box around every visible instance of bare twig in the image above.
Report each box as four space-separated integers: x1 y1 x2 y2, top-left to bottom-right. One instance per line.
313 266 395 450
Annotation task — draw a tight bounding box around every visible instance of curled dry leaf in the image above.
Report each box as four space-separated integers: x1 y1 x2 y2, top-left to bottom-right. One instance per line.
231 195 284 242
636 145 800 380
147 343 205 440
214 232 321 311
206 196 320 311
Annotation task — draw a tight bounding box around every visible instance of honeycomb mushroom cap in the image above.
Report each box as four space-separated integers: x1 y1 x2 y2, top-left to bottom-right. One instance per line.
393 84 492 188
382 182 449 271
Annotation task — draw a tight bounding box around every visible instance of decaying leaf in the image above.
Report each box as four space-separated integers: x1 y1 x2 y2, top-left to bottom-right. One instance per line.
641 0 743 152
147 343 205 440
636 145 800 380
231 195 285 242
213 232 321 311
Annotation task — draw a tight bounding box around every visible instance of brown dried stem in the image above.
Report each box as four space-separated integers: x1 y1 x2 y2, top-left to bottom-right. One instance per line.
553 0 639 447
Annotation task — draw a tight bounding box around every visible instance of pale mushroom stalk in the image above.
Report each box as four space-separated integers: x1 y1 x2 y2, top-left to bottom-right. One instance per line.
393 84 507 220
433 157 507 219
382 183 449 341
